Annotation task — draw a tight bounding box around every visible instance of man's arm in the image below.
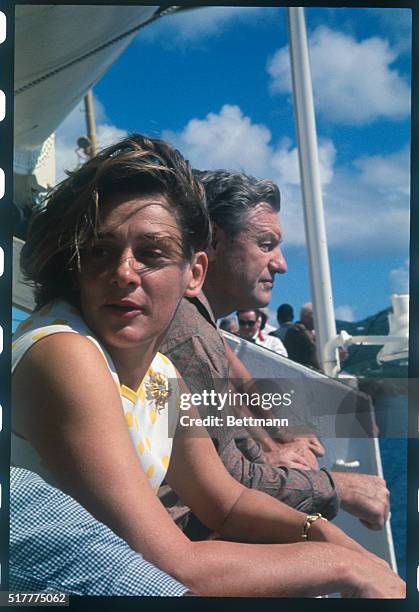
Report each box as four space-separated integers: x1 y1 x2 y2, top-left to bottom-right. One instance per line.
163 333 389 530
223 341 279 450
218 436 339 519
205 342 391 530
224 341 324 459
163 334 337 516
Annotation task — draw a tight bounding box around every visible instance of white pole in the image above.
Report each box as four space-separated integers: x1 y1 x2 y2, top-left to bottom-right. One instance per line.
84 89 98 158
287 7 338 376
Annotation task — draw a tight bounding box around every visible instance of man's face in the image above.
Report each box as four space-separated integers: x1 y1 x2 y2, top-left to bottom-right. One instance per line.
209 202 287 313
237 310 261 340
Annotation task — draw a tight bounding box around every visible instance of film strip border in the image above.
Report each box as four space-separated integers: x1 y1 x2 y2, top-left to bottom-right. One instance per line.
409 6 419 600
0 1 13 591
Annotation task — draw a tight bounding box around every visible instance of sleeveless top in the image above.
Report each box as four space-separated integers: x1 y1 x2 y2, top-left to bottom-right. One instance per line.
11 300 180 493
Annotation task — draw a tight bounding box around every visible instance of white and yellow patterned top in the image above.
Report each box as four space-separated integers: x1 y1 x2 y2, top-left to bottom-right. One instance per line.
11 300 180 493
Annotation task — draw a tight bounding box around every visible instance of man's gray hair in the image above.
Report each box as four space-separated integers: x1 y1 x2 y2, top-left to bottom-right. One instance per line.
193 169 281 238
300 302 313 317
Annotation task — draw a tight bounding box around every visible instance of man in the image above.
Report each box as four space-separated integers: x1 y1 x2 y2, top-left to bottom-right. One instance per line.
160 170 389 531
284 302 320 370
270 303 294 341
219 316 239 334
237 308 287 356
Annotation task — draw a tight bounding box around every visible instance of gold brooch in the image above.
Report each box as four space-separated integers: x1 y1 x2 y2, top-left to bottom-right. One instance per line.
145 371 171 412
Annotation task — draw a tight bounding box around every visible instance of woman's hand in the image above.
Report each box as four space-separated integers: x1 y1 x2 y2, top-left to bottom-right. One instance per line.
340 551 405 598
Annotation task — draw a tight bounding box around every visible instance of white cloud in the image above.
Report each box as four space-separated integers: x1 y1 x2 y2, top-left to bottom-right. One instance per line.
54 96 127 182
164 104 334 186
323 147 410 254
164 104 410 256
140 7 275 48
354 148 410 199
96 124 128 149
335 305 356 322
389 260 409 294
267 26 410 125
164 105 272 177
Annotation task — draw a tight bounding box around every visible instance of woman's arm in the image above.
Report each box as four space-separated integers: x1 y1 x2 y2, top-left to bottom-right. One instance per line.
12 335 403 598
179 540 403 598
12 333 192 575
166 420 403 597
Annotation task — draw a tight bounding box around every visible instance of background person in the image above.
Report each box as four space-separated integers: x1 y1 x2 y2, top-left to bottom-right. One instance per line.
284 302 320 370
237 308 288 356
218 316 238 334
270 303 294 341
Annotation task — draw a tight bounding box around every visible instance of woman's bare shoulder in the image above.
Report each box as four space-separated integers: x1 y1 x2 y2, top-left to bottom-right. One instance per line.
15 331 109 376
13 331 117 427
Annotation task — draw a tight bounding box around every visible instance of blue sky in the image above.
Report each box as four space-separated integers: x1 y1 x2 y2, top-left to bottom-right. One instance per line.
52 6 411 325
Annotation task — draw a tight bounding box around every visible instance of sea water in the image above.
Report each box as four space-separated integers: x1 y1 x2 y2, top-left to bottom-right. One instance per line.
379 437 407 579
375 393 407 580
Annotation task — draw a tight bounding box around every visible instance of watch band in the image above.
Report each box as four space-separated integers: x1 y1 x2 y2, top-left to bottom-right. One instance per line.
301 513 328 540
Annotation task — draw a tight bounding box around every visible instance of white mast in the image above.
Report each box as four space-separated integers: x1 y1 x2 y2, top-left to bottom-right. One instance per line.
84 90 98 158
287 7 338 376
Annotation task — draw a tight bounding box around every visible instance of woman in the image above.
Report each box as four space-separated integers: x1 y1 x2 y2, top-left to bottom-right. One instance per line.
12 134 404 598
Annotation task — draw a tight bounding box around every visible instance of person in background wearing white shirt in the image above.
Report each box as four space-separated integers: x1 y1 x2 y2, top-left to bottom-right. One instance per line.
237 309 288 356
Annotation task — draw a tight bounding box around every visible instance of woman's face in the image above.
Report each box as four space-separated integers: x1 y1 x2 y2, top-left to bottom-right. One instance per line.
77 193 206 353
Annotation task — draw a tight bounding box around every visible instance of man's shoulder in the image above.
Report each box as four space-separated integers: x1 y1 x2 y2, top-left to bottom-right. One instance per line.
161 294 221 354
179 293 216 324
169 296 212 332
176 296 202 321
161 296 229 388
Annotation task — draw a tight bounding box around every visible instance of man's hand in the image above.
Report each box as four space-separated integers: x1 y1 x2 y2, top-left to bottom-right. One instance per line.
290 437 325 457
264 437 325 469
332 472 390 530
263 443 319 470
270 433 325 457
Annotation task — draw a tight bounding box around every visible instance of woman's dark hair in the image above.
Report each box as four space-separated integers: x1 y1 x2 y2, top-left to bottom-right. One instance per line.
21 134 210 308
